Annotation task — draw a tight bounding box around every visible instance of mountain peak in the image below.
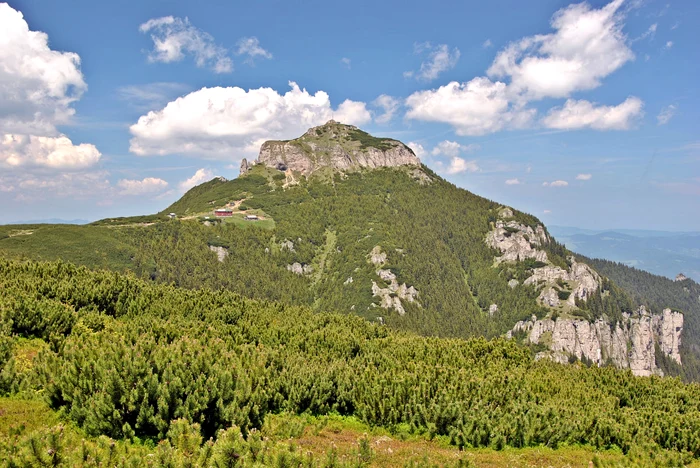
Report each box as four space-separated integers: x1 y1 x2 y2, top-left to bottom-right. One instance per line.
243 122 420 175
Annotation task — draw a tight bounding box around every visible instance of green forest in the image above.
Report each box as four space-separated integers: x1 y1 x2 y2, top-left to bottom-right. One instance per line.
2 259 700 466
3 164 700 465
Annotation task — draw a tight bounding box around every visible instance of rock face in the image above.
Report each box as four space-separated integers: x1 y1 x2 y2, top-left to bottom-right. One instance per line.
368 246 419 316
508 307 684 376
524 259 600 306
255 120 421 175
240 158 251 175
209 245 228 263
675 273 689 282
485 214 549 264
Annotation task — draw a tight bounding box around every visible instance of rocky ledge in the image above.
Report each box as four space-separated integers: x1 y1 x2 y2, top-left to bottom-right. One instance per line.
246 120 421 175
508 306 683 377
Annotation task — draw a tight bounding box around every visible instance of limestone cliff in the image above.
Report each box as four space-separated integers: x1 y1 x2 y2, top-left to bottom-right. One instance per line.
252 120 421 175
508 307 683 377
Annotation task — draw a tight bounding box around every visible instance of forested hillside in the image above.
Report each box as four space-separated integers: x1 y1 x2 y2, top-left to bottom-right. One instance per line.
2 259 700 466
1 162 698 378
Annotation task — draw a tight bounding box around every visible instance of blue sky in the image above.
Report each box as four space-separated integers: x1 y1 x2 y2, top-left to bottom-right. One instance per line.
0 0 698 230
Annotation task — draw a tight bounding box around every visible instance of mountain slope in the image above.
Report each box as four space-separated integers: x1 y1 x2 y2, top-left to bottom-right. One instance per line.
0 122 695 378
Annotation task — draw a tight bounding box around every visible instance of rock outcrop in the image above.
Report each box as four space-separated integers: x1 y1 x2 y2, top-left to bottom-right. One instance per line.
508 307 683 376
524 258 600 307
368 246 419 316
287 262 313 275
675 273 689 282
209 245 228 263
240 158 252 175
485 209 549 264
255 120 421 175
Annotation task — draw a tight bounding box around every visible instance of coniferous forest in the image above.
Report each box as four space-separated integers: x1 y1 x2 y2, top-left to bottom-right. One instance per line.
2 259 700 466
2 166 700 466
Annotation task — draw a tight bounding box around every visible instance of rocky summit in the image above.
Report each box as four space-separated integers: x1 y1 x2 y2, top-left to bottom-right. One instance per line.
242 120 420 175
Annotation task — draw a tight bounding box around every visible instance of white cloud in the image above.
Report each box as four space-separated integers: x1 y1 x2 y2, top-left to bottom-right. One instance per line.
488 0 633 100
405 78 535 136
483 39 493 49
340 57 351 69
407 142 426 160
179 168 214 192
657 105 676 125
543 180 568 187
235 37 272 63
373 95 400 124
139 16 232 73
665 41 673 49
412 43 461 82
0 4 106 205
117 177 168 196
505 178 521 185
543 209 552 214
431 140 480 158
335 100 371 126
0 3 86 135
1 170 111 201
129 82 371 158
0 134 101 170
576 173 592 180
542 97 643 130
632 23 657 42
444 157 479 175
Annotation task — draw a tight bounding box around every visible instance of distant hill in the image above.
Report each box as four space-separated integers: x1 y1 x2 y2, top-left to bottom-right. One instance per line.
550 226 700 282
5 218 89 225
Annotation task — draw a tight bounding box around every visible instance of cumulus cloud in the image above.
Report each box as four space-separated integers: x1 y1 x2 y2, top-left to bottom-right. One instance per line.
657 105 676 125
179 168 214 192
340 57 351 69
406 78 535 135
411 42 461 82
129 82 371 158
543 180 569 187
488 0 633 100
0 134 101 170
373 95 400 124
576 173 592 180
0 4 102 177
117 177 168 196
444 157 479 175
0 3 86 134
235 37 272 62
431 140 480 158
483 39 493 49
505 178 521 185
542 97 643 130
139 16 232 73
665 41 673 49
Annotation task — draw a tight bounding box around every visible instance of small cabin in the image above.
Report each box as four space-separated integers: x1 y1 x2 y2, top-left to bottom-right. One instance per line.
244 215 259 221
214 209 233 217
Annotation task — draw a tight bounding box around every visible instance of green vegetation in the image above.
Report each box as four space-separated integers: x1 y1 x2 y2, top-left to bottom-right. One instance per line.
2 259 700 466
346 128 397 151
0 167 686 358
